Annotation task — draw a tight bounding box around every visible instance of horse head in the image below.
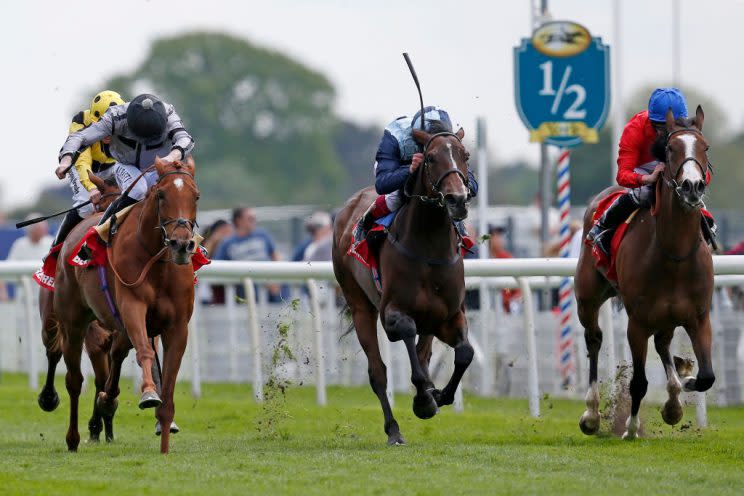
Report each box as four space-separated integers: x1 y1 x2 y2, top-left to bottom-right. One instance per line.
662 105 709 210
152 156 200 265
411 127 470 221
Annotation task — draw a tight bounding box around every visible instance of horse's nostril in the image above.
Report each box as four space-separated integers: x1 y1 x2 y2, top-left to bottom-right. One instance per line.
695 181 705 195
169 239 179 248
681 179 692 193
187 240 196 252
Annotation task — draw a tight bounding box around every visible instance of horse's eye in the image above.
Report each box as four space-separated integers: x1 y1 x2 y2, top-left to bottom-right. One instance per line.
157 190 164 200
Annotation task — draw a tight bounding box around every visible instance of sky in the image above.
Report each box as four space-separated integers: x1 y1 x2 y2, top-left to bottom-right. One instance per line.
2 0 744 209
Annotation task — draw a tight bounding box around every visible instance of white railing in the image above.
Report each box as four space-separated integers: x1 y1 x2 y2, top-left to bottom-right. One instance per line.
3 256 744 423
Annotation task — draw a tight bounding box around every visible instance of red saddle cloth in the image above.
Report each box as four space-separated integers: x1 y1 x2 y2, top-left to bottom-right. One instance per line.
586 191 634 282
65 227 210 284
32 243 63 291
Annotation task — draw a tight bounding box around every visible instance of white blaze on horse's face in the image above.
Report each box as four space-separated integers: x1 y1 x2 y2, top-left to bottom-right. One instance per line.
174 178 184 190
677 134 704 183
444 142 468 196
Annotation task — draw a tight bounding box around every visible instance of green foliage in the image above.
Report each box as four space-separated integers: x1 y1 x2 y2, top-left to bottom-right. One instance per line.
100 32 378 208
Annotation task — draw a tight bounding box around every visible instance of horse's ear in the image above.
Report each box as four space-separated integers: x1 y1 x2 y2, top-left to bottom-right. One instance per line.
455 127 465 140
694 105 704 131
183 155 196 177
88 172 104 189
412 129 431 147
154 156 166 176
665 107 676 132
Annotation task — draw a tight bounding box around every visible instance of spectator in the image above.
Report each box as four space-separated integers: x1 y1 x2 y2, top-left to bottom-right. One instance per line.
198 219 234 304
293 211 333 262
215 207 281 301
8 214 52 262
489 224 521 313
544 220 584 257
462 221 480 310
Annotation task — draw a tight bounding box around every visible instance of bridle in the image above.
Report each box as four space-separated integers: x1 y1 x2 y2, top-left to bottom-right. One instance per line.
108 167 199 288
404 132 471 207
661 127 711 209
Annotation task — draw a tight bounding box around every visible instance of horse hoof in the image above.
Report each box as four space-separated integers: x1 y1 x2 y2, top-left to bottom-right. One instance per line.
387 434 406 446
621 431 638 441
155 420 180 436
412 393 438 420
38 390 60 412
138 391 162 410
661 400 684 426
579 411 600 435
87 435 100 444
96 393 119 416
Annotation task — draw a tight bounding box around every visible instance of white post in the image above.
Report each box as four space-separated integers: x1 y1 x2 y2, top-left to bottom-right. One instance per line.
695 392 707 428
518 277 540 417
476 117 492 396
611 0 623 185
453 385 464 413
21 277 38 390
599 301 616 382
225 284 239 382
379 320 394 406
307 279 327 406
189 292 202 398
243 278 263 402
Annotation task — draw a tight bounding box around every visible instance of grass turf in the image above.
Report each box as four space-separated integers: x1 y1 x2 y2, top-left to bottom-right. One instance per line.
0 373 743 495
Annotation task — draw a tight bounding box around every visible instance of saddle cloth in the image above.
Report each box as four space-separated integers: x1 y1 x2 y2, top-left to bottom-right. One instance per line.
586 191 637 282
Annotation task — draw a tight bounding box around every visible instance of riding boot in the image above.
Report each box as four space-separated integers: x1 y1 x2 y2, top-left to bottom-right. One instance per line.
78 195 138 261
45 209 83 260
353 198 388 243
586 193 639 256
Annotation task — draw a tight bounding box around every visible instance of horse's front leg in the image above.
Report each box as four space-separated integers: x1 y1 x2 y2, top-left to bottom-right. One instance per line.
681 314 716 393
156 322 188 454
118 298 160 408
623 318 649 440
38 289 62 412
432 310 473 407
383 306 437 420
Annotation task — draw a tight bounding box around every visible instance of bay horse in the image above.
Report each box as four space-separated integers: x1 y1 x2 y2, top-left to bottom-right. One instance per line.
575 107 714 439
332 127 474 445
54 157 199 453
38 172 121 443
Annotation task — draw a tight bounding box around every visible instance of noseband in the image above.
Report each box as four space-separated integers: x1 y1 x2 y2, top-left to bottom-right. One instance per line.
405 132 471 206
661 128 711 208
153 170 199 250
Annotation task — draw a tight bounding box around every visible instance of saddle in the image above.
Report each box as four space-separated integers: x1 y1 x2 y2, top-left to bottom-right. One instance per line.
587 191 638 282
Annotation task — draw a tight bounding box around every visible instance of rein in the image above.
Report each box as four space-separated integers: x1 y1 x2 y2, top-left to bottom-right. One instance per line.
404 132 470 207
661 127 711 208
107 167 198 289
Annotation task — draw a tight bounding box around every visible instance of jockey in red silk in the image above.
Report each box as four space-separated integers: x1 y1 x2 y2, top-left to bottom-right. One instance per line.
353 106 478 241
587 87 716 254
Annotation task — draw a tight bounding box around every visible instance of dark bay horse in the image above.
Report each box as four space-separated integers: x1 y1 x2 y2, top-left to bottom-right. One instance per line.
575 107 714 439
54 157 199 453
38 173 121 443
333 128 474 445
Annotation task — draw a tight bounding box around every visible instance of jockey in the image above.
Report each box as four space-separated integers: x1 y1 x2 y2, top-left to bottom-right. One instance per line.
353 106 478 241
586 87 716 254
47 90 124 253
56 93 195 254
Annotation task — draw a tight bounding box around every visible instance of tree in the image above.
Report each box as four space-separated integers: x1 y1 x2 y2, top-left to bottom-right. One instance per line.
103 32 352 208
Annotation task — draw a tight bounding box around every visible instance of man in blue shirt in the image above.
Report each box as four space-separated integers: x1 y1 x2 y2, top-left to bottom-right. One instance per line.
215 206 281 300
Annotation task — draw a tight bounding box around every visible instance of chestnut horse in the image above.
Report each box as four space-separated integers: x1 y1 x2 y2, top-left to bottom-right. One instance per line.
38 172 121 443
54 157 199 453
575 107 714 439
333 128 474 445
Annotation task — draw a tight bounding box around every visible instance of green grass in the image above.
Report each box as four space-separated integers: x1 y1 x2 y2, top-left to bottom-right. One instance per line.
1 373 743 495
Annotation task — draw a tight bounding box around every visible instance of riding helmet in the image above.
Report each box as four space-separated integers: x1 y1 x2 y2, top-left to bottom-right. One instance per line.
90 90 124 122
127 93 168 141
648 88 687 123
412 106 453 133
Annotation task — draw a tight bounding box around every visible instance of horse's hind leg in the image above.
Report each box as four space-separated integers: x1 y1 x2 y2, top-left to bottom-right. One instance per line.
654 329 684 426
623 318 649 440
576 282 611 434
38 290 61 412
98 330 132 442
85 321 112 442
356 305 404 445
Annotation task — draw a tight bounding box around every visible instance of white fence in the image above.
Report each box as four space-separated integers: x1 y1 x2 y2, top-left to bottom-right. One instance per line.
2 257 744 425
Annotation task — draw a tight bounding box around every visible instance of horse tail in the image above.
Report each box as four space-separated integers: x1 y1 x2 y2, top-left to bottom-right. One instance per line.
339 302 355 339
